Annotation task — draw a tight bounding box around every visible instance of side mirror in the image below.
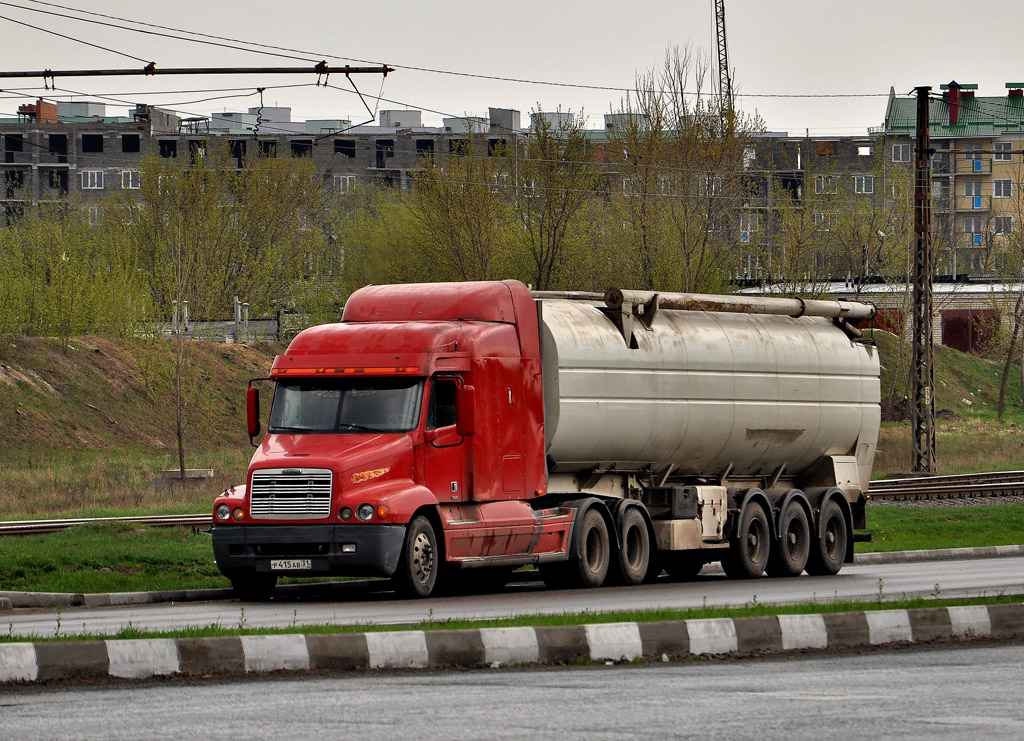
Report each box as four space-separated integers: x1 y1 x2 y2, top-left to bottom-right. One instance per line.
246 385 261 440
455 385 475 437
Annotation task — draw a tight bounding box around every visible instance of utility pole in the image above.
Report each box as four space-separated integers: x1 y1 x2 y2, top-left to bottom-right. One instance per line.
911 86 936 473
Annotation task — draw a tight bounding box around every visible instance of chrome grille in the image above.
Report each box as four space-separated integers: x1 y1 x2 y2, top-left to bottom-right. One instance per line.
249 468 333 520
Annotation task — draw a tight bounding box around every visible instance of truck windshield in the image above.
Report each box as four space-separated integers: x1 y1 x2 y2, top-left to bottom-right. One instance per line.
268 377 424 434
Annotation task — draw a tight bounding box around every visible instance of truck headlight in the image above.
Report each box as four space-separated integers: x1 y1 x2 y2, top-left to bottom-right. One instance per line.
356 503 375 521
216 504 231 521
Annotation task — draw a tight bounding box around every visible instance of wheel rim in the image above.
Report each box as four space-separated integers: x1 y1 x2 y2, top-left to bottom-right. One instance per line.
624 524 644 571
411 530 435 585
745 514 768 564
784 512 806 561
584 523 607 575
823 513 843 562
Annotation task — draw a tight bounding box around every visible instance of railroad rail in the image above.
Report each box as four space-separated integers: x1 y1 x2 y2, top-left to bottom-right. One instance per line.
0 514 210 537
867 470 1024 501
1 473 1022 535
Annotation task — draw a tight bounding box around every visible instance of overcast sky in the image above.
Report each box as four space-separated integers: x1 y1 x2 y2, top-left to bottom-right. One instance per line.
2 0 1022 135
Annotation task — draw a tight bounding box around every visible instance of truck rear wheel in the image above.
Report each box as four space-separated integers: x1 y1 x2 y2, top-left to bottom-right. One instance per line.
230 572 277 601
806 499 847 576
722 501 770 579
766 500 810 577
541 507 610 589
392 515 439 597
614 507 650 586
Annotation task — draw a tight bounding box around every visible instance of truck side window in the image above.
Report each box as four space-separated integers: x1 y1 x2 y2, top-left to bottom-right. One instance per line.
427 377 457 429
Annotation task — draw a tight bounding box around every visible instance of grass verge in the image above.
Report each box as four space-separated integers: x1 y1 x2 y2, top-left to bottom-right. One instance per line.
4 593 1022 644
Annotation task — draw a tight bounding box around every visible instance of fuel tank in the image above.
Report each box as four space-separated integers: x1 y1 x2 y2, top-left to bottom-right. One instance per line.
539 298 879 489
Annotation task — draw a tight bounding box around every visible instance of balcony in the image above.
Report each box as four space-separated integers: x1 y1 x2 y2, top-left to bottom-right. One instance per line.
956 157 992 175
956 195 991 211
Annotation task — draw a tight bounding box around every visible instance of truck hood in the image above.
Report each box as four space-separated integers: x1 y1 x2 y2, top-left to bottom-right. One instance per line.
251 433 413 480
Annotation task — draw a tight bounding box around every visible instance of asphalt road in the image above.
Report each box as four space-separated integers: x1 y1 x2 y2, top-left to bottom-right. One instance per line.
6 555 1024 638
3 642 1023 739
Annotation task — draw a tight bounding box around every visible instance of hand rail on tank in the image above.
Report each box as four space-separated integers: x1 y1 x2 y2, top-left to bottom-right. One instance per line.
603 288 877 323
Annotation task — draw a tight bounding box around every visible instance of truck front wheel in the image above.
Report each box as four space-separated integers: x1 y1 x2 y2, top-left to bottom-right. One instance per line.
393 515 439 597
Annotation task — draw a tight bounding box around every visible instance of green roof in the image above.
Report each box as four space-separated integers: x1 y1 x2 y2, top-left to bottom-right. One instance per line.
885 92 1024 138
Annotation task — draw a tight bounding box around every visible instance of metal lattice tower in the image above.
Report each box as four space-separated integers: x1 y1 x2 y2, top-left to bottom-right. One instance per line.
714 0 733 117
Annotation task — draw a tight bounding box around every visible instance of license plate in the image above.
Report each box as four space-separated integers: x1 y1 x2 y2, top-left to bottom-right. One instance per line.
270 559 312 571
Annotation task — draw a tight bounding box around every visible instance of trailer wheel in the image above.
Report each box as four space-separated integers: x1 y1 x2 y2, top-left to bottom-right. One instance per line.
614 507 650 586
229 572 277 601
766 500 810 577
722 501 770 579
392 515 439 597
806 498 847 576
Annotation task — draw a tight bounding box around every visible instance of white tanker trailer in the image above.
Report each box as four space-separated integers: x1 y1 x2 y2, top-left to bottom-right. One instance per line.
535 286 879 584
215 280 879 598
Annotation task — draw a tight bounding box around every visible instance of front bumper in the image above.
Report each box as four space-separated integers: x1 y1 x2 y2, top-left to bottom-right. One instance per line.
211 523 407 578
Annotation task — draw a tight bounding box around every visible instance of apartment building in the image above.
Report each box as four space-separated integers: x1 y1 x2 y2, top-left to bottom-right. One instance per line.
883 81 1024 276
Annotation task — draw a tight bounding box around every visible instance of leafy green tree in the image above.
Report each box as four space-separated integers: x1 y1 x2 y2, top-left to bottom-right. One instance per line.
410 137 513 282
510 109 600 290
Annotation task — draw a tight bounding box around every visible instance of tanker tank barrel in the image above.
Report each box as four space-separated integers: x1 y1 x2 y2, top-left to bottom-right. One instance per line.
604 288 876 323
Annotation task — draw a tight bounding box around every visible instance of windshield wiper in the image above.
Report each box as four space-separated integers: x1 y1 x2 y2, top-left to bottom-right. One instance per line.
338 423 380 433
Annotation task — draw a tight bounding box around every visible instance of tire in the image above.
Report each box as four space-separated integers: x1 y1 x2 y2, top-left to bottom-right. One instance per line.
721 501 770 579
392 515 440 597
230 572 277 601
806 498 848 576
542 507 610 589
663 552 704 581
613 507 650 586
766 499 811 577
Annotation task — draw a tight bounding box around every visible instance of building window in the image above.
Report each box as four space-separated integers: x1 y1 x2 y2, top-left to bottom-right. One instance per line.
88 206 100 225
964 216 983 234
963 143 982 161
3 133 24 152
121 170 141 190
334 139 356 157
333 174 356 193
189 140 206 162
814 175 838 194
994 216 1013 234
812 212 833 231
963 180 982 197
487 138 507 156
743 147 756 169
48 169 69 194
159 140 177 158
994 179 1012 198
258 140 276 157
857 145 871 156
892 144 911 162
740 213 758 242
121 134 140 153
415 139 434 158
375 139 395 168
81 134 103 153
81 170 104 189
701 176 722 196
853 175 874 194
290 140 313 157
995 142 1013 162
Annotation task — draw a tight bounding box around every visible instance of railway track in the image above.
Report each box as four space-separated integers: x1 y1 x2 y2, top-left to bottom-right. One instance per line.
867 470 1024 501
0 514 211 537
1 473 1021 535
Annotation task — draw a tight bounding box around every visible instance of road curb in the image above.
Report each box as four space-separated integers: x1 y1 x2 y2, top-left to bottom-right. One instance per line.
1 602 1022 685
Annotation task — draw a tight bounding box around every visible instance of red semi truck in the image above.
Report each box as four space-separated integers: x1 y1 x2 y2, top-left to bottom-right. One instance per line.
211 280 879 599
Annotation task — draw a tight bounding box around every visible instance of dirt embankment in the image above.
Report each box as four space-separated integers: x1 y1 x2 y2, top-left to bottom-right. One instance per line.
0 336 278 452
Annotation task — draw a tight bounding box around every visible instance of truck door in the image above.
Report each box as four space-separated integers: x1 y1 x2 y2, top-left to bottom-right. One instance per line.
422 376 470 503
